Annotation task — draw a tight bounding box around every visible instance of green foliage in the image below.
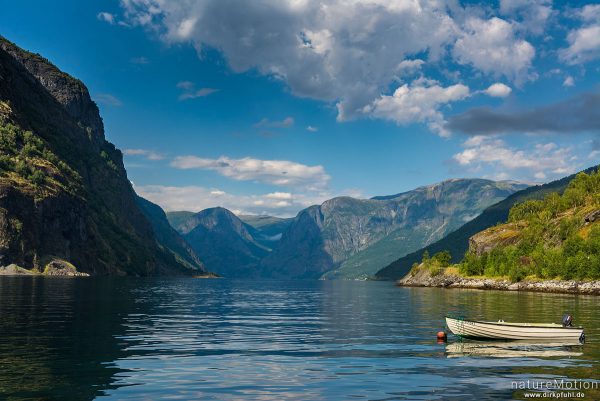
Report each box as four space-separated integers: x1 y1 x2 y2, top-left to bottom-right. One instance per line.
29 169 45 186
0 122 82 195
420 250 452 276
461 170 600 281
376 166 589 281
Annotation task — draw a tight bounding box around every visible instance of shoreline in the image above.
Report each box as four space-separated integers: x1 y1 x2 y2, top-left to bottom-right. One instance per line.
396 267 600 295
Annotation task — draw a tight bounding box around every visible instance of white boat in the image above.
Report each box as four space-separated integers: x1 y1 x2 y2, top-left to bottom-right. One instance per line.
445 316 585 342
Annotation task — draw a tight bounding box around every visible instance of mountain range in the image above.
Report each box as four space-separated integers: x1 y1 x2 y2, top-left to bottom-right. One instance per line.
168 179 527 279
3 35 587 282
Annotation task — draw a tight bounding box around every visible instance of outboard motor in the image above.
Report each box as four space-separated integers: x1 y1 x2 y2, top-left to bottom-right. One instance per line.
562 314 573 327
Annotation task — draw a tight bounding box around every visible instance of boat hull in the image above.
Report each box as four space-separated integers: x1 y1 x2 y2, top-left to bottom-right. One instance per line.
445 317 584 341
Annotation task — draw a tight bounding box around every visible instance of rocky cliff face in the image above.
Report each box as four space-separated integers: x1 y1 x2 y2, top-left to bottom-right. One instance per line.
468 223 523 256
261 179 528 279
181 207 269 277
135 196 206 272
0 36 202 275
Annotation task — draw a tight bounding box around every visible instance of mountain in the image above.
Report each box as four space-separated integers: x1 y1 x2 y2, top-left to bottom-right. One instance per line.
166 211 195 232
0 36 201 275
181 207 269 277
260 179 528 279
135 196 206 272
238 214 293 249
375 165 599 281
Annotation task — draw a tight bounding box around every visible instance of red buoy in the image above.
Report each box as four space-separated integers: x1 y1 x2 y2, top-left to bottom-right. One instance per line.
436 331 447 342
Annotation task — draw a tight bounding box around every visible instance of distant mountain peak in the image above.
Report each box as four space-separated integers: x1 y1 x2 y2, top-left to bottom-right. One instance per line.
263 178 528 280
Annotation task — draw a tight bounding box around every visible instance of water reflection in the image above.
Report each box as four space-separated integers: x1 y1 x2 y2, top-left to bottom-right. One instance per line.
0 277 135 400
446 340 584 358
0 278 598 400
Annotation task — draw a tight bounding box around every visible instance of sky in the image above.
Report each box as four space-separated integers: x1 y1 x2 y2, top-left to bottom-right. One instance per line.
1 0 600 217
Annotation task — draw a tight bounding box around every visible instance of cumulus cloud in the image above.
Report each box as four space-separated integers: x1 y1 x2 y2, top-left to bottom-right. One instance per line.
176 81 218 101
560 5 600 64
364 79 470 137
453 136 578 181
116 0 476 122
134 185 331 216
123 148 165 160
396 59 425 74
447 89 600 135
306 125 318 132
97 11 115 24
254 117 294 129
484 83 512 98
453 17 535 84
499 0 553 35
563 76 575 87
94 93 123 107
170 155 330 190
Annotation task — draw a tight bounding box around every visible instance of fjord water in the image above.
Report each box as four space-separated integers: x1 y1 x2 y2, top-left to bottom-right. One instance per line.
0 278 598 401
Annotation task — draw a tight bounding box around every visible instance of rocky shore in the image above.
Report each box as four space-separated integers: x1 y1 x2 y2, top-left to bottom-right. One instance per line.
397 266 600 295
0 260 90 277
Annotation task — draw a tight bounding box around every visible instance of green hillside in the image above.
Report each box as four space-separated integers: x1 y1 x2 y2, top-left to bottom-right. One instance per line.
375 166 598 281
460 170 600 281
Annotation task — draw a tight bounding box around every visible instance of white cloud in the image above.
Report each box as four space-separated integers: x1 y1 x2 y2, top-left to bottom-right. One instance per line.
170 155 330 190
254 117 294 129
264 192 293 200
118 0 462 122
560 5 600 64
134 185 331 217
499 0 553 35
176 81 218 101
485 83 512 98
563 76 575 87
306 125 318 132
453 136 579 181
123 148 165 160
364 79 470 137
453 17 535 84
97 11 115 24
396 59 425 74
94 93 123 107
112 1 558 132
176 81 195 90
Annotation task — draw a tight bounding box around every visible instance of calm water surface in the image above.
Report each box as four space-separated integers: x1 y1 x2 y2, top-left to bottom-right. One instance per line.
0 278 598 400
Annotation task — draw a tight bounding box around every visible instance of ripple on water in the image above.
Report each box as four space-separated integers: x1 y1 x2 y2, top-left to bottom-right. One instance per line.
0 278 598 400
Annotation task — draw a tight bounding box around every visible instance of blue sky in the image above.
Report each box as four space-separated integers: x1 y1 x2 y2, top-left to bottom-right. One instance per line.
1 0 600 216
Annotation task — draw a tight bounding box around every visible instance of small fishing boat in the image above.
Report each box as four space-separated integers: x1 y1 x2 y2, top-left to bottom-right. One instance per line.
445 316 585 342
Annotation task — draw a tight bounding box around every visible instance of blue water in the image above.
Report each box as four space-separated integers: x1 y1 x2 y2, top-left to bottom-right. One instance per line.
0 278 598 400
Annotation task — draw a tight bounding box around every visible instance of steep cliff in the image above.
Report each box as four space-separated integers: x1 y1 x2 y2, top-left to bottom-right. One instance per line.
135 196 206 272
0 36 202 275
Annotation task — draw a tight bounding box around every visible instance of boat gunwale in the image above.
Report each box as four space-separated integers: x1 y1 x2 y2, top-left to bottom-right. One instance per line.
445 316 583 330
